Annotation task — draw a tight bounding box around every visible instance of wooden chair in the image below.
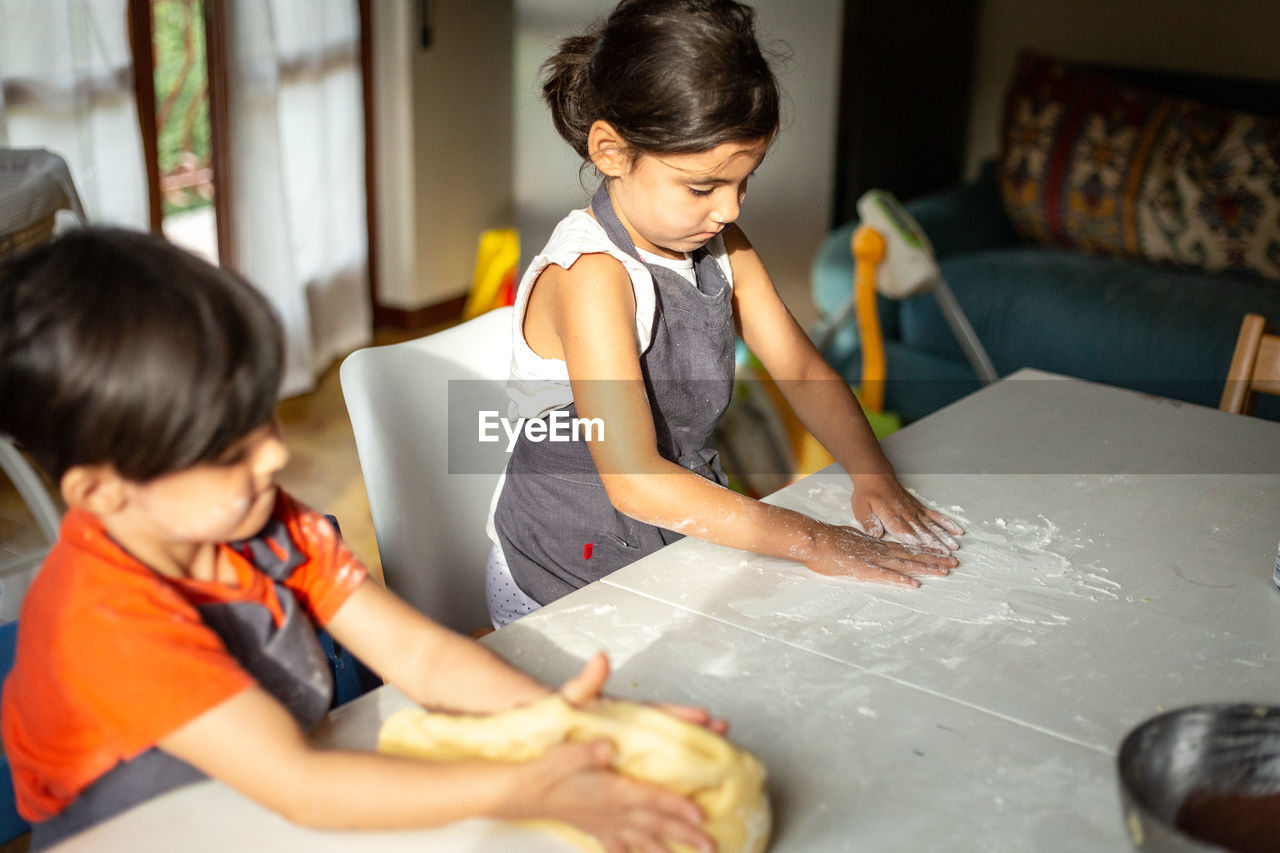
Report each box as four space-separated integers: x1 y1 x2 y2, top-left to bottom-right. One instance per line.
1219 313 1280 415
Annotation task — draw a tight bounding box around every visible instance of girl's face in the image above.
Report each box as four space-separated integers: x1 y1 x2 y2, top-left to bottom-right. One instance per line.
123 421 290 546
607 137 770 259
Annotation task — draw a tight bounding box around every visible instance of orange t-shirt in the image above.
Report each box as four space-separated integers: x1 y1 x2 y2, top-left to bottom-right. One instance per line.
0 490 368 822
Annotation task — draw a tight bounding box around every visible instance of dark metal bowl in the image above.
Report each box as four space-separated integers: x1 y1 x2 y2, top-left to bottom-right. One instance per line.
1117 704 1280 852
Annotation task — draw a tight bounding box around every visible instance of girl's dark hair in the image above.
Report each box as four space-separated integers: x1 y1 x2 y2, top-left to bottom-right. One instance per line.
0 227 284 483
542 0 782 159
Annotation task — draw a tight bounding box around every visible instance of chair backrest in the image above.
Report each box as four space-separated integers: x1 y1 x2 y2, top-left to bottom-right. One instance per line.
339 307 513 633
0 620 31 841
1219 313 1280 415
0 148 81 608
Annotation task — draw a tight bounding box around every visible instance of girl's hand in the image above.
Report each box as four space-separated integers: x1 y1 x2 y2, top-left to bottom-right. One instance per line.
516 739 715 853
805 521 957 589
561 653 729 735
850 474 964 553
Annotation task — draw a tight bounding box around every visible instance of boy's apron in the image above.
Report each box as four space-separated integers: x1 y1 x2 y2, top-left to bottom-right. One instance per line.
31 518 334 851
494 182 736 605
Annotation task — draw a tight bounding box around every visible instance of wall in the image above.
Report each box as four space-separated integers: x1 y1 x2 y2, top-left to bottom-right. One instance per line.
831 0 977 222
964 0 1280 178
513 0 843 326
368 0 416 311
375 1 1280 313
373 0 515 311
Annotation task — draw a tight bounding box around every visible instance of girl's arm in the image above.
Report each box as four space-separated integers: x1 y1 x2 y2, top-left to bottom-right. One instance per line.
537 252 953 587
724 224 963 552
157 680 711 850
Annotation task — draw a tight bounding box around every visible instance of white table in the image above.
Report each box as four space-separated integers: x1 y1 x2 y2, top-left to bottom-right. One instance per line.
55 370 1280 851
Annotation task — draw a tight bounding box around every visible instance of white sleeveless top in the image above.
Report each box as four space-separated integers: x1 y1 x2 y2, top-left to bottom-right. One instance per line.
506 207 734 420
486 206 735 544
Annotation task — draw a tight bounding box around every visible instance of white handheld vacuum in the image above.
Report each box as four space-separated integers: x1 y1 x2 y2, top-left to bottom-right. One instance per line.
813 189 998 410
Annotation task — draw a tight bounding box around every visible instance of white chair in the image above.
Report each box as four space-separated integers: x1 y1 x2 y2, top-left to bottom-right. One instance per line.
339 306 514 634
1 148 83 600
0 441 61 585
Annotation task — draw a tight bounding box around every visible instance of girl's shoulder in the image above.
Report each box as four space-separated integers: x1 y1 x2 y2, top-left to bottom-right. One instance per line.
520 208 651 310
513 207 658 371
538 208 638 274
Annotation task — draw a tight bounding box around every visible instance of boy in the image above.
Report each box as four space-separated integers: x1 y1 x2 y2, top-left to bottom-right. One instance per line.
0 228 715 852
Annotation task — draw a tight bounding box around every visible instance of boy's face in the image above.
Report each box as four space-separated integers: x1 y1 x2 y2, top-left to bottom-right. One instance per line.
605 137 769 259
123 421 290 545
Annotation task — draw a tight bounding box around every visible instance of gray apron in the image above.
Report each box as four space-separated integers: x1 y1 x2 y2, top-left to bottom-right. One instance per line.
494 182 736 605
32 518 334 850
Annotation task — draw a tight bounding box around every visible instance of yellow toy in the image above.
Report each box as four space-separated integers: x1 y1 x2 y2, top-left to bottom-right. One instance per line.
462 228 520 320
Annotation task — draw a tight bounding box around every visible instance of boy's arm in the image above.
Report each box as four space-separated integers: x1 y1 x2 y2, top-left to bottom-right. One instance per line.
723 225 962 553
156 681 711 849
324 579 548 713
328 587 728 736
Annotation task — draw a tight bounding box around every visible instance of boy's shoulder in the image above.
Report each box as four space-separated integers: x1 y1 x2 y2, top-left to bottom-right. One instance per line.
9 511 207 706
23 491 360 631
32 510 170 593
19 510 190 638
23 491 315 625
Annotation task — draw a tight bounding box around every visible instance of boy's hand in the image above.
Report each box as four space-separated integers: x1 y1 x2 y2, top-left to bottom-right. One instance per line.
850 473 963 553
651 702 729 736
559 651 612 706
560 653 728 735
805 521 957 589
517 739 715 853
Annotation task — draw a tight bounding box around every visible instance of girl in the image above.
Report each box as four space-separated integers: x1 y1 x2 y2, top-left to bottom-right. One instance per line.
487 0 963 627
0 227 718 852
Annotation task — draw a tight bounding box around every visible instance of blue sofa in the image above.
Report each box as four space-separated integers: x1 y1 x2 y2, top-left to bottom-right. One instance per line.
812 57 1280 424
811 165 1280 424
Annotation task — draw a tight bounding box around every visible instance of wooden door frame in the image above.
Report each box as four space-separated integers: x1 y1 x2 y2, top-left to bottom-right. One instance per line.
128 0 388 318
126 0 235 266
126 0 163 232
202 0 236 270
357 0 382 321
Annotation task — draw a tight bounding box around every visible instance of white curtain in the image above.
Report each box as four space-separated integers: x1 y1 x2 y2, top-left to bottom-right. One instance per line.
224 0 371 397
0 0 370 396
0 0 149 228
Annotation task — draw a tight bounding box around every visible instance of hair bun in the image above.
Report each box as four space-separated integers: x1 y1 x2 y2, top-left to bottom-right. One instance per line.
540 30 602 159
540 0 780 163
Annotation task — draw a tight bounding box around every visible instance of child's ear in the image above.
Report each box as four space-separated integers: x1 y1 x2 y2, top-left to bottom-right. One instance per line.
587 120 630 178
61 465 128 515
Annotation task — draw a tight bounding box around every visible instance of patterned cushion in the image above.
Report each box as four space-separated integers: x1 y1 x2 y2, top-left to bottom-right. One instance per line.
998 51 1280 281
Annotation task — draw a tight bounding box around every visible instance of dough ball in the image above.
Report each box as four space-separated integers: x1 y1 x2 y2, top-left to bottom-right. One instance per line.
378 695 770 853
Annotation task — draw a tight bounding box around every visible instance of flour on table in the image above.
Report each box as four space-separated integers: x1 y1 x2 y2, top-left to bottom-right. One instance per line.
517 601 666 670
731 484 1118 642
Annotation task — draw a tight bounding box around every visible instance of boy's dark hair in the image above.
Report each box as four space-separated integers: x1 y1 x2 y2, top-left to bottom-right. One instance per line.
0 227 283 483
542 0 782 160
